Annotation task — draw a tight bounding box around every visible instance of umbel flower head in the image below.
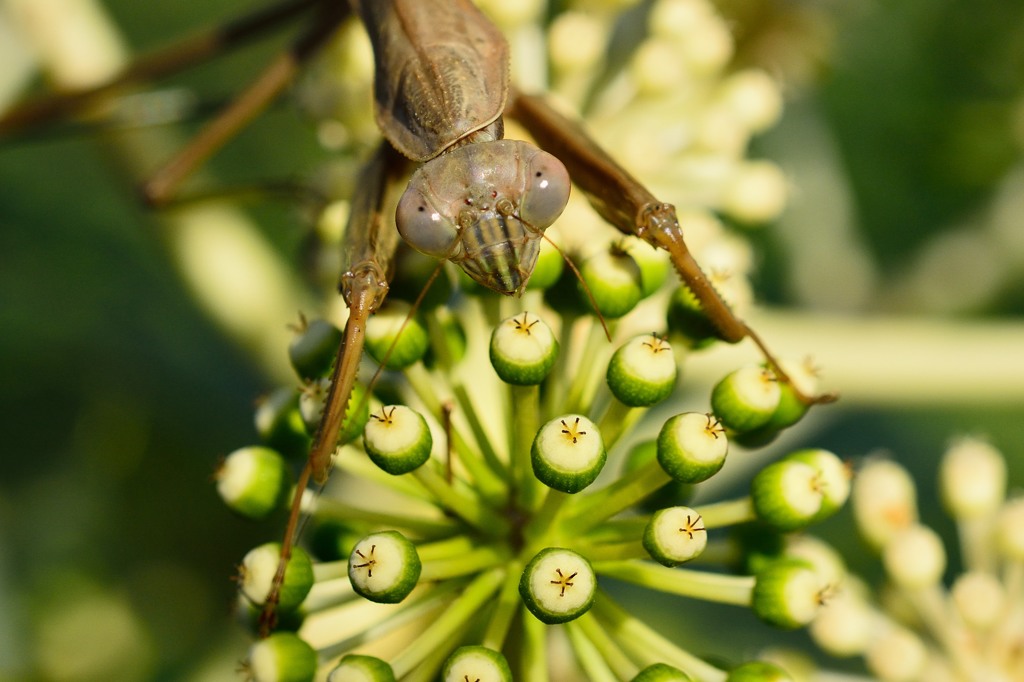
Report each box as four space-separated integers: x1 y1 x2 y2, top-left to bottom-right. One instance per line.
805 438 1023 682
212 0 844 680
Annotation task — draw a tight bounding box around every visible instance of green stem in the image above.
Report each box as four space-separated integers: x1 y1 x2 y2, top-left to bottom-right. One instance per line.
389 568 506 678
592 561 755 606
593 593 727 682
570 612 638 680
452 383 508 476
569 458 670 533
544 309 580 418
403 361 448 414
565 319 613 415
419 545 509 582
416 535 478 563
695 497 757 528
413 461 509 535
398 624 466 682
406 363 509 506
449 427 509 508
583 518 649 545
425 308 456 371
311 580 462 659
312 498 458 537
481 563 525 651
331 445 433 501
595 398 642 450
312 561 349 582
301 576 354 612
578 541 647 562
511 384 542 510
521 610 549 682
526 489 570 547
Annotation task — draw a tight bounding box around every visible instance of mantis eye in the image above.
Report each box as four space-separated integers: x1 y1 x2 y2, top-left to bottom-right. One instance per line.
396 183 460 259
519 150 570 232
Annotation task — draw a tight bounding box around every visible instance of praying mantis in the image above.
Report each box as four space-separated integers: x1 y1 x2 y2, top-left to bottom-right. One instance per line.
0 0 834 638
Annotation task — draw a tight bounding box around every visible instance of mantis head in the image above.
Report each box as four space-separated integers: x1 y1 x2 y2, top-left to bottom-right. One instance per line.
396 140 570 296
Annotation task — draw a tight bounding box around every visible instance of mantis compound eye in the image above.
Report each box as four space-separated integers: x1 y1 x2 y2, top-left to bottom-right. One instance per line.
396 184 461 260
518 149 570 232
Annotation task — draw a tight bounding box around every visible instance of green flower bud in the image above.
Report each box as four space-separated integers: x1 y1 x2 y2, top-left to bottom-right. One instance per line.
423 309 467 368
766 382 808 431
710 366 781 433
729 522 787 575
657 413 728 483
751 560 825 629
783 449 849 521
623 440 694 511
240 543 314 614
327 654 396 682
632 663 694 681
809 590 873 656
728 424 781 449
489 312 559 385
864 627 927 682
726 661 794 682
388 247 453 309
751 460 823 531
578 246 643 319
289 317 342 380
299 378 330 435
519 547 596 624
606 334 677 407
216 446 292 520
248 632 317 682
622 237 670 297
442 646 512 682
526 229 565 291
255 387 310 457
758 358 820 432
365 301 429 370
643 506 707 567
531 415 606 493
363 405 432 475
667 284 719 347
882 524 945 589
940 437 1006 519
308 519 360 562
348 530 421 603
299 380 370 447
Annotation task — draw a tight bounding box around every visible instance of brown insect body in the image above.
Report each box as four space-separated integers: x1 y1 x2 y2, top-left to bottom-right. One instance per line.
358 0 509 160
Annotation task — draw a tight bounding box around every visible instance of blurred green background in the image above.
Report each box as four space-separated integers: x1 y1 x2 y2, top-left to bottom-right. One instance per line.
1 0 1023 679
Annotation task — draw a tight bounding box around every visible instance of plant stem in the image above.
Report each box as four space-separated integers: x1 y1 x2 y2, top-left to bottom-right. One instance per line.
592 561 754 606
571 613 638 679
595 398 642 450
312 498 457 537
593 593 727 682
696 497 757 528
413 461 509 535
419 545 508 582
389 568 506 677
569 458 670 532
511 384 543 510
481 563 525 651
521 611 549 682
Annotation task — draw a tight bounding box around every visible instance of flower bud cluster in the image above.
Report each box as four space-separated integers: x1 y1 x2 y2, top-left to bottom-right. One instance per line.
223 290 840 680
808 439 1022 681
213 1 843 680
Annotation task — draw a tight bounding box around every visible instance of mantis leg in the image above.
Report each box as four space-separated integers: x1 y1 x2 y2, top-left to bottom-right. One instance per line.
0 0 326 136
507 89 834 405
142 1 350 205
260 139 409 635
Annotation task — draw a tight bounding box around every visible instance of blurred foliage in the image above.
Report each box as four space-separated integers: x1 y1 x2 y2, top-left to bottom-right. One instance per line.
1 0 1022 679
